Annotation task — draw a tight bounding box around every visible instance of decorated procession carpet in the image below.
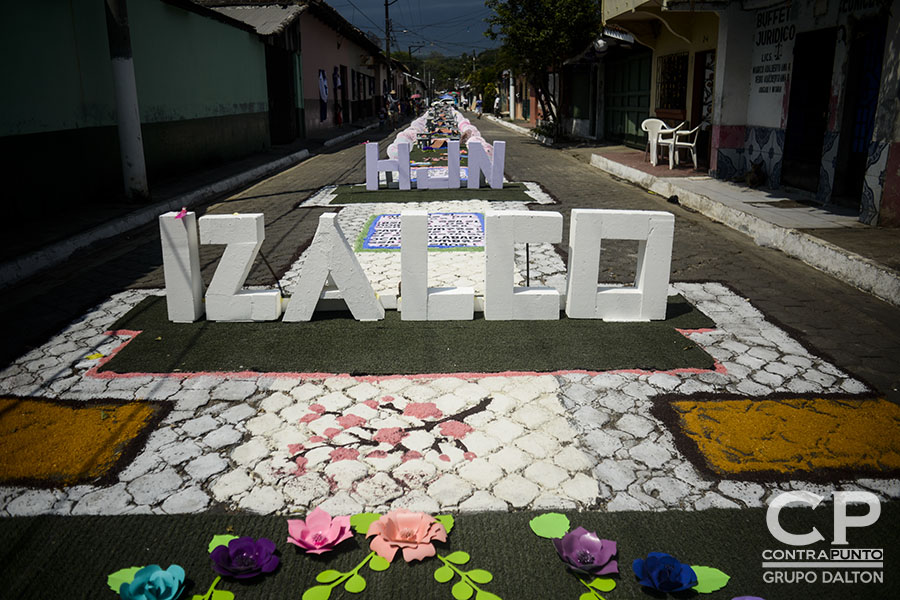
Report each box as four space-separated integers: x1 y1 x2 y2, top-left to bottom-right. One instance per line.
1 116 899 599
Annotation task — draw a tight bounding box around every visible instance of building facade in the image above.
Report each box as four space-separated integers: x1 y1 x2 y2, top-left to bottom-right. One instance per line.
603 0 900 226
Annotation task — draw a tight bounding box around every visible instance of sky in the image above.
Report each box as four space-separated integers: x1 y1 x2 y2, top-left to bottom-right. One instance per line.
327 0 502 57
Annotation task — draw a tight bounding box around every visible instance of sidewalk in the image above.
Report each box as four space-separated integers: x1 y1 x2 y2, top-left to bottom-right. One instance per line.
587 146 900 307
0 118 386 289
487 114 899 307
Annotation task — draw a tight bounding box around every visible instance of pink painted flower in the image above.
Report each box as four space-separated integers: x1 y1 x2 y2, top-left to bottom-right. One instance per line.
287 507 353 555
287 443 304 455
373 427 408 446
309 404 326 413
366 450 388 459
337 414 366 429
363 399 380 409
439 420 473 439
401 451 423 462
463 452 476 461
323 427 343 439
366 509 447 562
299 413 321 424
329 448 359 462
294 456 308 475
403 402 443 419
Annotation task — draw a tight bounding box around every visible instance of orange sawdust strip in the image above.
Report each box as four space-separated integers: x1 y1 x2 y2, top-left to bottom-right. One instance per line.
0 398 160 486
672 397 900 476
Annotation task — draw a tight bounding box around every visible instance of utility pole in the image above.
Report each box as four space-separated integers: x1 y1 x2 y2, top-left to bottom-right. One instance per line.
104 0 149 201
384 0 398 97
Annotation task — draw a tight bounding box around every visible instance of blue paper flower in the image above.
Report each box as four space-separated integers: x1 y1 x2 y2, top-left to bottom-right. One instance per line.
119 564 185 600
632 552 697 593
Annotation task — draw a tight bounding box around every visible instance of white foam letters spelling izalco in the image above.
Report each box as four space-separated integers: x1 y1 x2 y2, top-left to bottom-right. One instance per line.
200 214 282 321
159 211 204 322
484 211 562 320
566 209 674 321
282 213 383 322
159 208 675 323
401 211 475 320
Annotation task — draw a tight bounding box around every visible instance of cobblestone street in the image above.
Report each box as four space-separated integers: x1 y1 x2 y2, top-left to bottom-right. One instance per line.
2 116 898 522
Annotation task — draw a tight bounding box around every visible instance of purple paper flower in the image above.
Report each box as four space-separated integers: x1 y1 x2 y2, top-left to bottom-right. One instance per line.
287 507 354 554
552 526 618 577
632 552 697 593
210 537 279 579
119 564 185 600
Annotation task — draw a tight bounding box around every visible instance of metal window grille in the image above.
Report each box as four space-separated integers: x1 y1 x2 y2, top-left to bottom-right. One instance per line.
656 53 688 111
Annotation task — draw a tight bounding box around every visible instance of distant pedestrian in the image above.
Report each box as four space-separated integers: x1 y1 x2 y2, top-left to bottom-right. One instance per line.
475 98 483 119
493 96 500 115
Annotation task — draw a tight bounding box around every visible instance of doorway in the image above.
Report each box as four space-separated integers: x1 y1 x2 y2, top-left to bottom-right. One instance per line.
832 19 887 209
690 50 715 170
781 28 837 192
265 45 298 145
604 47 652 148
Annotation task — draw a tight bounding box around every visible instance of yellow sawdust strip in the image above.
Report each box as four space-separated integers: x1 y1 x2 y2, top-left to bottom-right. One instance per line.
0 398 158 485
672 397 900 476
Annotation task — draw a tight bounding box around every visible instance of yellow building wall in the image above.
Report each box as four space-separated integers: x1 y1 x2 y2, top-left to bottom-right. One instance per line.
644 11 718 126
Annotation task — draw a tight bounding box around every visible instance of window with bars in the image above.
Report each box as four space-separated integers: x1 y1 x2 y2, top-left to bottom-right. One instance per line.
656 53 688 111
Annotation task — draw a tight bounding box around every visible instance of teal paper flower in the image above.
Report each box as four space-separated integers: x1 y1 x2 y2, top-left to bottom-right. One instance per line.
119 564 185 600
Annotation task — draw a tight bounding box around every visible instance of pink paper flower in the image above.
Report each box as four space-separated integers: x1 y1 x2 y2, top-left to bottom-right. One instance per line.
287 507 353 554
366 509 447 562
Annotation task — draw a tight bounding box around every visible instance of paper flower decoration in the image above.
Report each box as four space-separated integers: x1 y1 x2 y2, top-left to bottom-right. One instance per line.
633 552 698 593
210 536 279 579
287 507 354 554
552 526 618 577
118 564 185 600
366 509 447 562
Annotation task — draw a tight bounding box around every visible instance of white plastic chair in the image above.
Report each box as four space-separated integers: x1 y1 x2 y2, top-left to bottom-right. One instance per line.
663 124 701 169
641 119 683 166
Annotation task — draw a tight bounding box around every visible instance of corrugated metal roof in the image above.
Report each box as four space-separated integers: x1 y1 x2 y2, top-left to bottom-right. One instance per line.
209 4 306 35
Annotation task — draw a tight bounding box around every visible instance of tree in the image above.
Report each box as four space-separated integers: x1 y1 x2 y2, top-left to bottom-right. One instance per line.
485 0 601 132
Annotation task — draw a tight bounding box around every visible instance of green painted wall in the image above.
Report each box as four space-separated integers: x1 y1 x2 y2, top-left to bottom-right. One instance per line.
130 0 268 123
0 1 268 136
0 1 116 136
1 1 272 205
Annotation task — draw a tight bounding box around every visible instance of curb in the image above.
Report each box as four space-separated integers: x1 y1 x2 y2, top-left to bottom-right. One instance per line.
323 121 379 147
0 123 378 290
483 115 554 146
589 153 900 308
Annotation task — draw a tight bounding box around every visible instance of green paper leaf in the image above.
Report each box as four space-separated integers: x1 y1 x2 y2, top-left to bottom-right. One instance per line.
528 513 570 538
302 585 333 600
368 555 390 572
435 514 455 534
107 567 142 593
443 551 470 565
452 580 474 600
466 569 493 584
579 593 596 600
588 577 616 592
211 590 235 600
344 574 366 594
208 534 239 553
475 592 503 600
316 569 344 584
434 565 454 583
350 513 381 535
691 566 731 594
